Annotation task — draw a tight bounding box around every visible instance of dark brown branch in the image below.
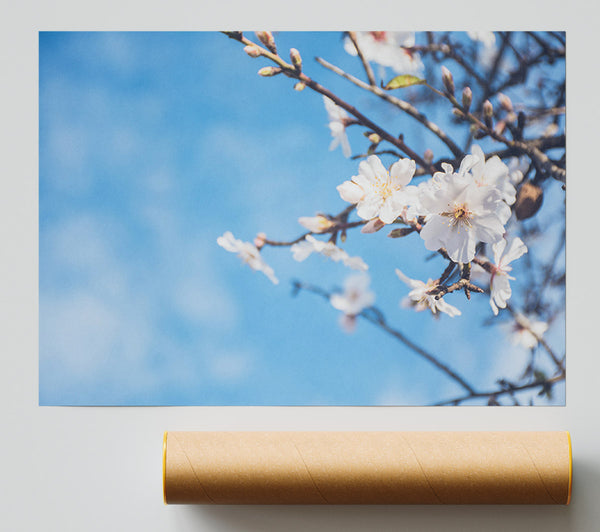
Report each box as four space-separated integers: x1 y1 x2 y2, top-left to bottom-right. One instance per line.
222 32 435 173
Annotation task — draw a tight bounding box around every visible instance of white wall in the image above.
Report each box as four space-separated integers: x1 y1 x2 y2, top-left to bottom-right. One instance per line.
2 1 599 530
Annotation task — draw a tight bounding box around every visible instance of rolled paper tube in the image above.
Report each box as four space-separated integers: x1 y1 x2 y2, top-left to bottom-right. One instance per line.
163 431 572 505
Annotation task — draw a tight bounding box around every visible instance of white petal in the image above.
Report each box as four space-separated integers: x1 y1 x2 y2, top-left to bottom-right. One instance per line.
337 181 364 204
290 240 314 262
492 238 508 265
473 213 505 245
356 194 383 221
366 155 388 180
389 158 415 186
444 225 476 263
419 215 449 253
216 231 240 253
503 237 528 265
378 198 400 224
343 255 369 271
491 273 511 311
340 135 352 158
436 298 462 317
358 158 377 183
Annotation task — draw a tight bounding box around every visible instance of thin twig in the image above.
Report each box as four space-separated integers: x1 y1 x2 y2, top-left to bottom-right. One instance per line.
223 32 435 173
294 281 477 395
315 56 464 158
346 32 376 86
434 372 565 405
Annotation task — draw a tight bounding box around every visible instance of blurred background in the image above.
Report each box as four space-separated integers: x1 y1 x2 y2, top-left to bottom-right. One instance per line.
39 31 565 405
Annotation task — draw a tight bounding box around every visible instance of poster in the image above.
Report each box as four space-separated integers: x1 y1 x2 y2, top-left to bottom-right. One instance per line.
39 31 565 405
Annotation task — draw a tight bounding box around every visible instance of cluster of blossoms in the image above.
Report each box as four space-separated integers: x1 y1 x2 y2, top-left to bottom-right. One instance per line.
217 231 279 285
334 144 528 319
217 145 537 330
218 31 555 349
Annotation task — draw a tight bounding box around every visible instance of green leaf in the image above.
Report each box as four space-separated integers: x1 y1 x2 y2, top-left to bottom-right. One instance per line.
382 75 426 90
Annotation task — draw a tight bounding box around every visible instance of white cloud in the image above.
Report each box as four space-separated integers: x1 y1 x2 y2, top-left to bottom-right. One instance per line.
208 349 254 383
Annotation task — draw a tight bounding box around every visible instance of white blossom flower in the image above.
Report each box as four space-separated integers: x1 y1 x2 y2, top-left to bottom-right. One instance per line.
344 32 423 75
290 235 368 271
488 237 528 315
395 269 461 317
509 313 548 349
470 145 516 205
468 145 516 224
418 164 506 263
337 155 417 224
330 273 375 332
298 214 335 233
217 231 279 284
323 96 351 158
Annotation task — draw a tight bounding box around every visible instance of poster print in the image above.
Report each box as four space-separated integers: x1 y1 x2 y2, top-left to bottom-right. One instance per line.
39 31 565 405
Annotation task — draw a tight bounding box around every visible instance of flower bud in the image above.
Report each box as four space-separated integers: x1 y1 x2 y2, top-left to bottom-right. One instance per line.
483 99 494 128
494 120 507 135
388 227 416 238
294 82 306 91
462 86 472 111
367 132 381 144
298 215 334 233
255 31 277 54
441 66 455 95
254 232 267 249
258 66 282 77
498 92 513 112
244 45 261 58
289 48 302 70
361 218 385 234
423 148 434 164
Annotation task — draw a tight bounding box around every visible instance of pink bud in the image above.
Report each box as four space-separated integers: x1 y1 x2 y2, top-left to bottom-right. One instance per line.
289 48 302 70
258 66 282 77
498 93 513 112
441 66 455 94
243 45 261 58
254 232 267 249
424 148 434 164
361 218 385 234
462 86 472 111
255 31 277 53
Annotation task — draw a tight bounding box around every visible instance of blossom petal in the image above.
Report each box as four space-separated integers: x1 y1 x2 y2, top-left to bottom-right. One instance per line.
290 240 314 262
473 213 505 244
419 215 449 253
444 225 476 263
390 158 415 186
356 193 383 220
366 155 388 181
337 180 364 204
490 273 511 314
216 231 239 253
378 198 400 224
436 298 462 317
502 236 528 265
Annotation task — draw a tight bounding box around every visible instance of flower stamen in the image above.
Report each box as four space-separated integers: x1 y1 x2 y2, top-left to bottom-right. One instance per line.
441 202 473 229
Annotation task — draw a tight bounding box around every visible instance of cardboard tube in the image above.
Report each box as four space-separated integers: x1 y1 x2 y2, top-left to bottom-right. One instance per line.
163 431 572 505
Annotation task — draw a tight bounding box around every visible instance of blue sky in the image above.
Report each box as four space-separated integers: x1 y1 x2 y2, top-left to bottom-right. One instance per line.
39 31 565 405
